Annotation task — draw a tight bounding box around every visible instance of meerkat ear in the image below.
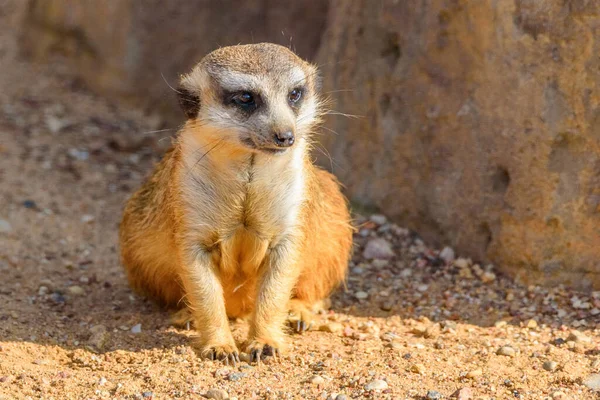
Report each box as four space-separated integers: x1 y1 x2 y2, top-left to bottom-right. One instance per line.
177 86 201 119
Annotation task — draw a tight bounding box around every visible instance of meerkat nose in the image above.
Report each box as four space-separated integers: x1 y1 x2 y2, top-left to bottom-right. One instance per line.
273 130 295 147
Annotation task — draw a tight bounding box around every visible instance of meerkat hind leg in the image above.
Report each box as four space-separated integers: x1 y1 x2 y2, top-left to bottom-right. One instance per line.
287 298 330 333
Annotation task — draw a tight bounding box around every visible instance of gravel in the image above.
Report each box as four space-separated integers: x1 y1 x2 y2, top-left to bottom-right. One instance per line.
0 7 598 396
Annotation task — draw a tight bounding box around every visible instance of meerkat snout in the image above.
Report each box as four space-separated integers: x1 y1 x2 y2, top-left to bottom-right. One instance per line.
273 129 295 147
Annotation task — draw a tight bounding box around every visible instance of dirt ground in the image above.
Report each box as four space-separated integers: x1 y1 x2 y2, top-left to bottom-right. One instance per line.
1 2 600 400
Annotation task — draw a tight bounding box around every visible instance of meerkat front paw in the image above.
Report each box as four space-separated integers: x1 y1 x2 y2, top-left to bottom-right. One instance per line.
245 337 283 363
198 341 240 365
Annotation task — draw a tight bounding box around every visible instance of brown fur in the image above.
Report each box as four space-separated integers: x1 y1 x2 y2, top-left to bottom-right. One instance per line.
119 43 352 362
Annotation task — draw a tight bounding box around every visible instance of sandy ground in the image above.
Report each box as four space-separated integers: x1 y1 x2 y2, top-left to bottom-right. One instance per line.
1 2 600 400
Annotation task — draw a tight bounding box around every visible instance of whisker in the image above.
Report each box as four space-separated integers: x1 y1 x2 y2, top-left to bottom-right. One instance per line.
161 72 183 94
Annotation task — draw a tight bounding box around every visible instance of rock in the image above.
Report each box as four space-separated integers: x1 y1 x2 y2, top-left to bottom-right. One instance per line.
205 389 229 400
319 322 344 334
426 391 442 400
68 286 85 296
496 346 516 357
543 361 558 372
89 325 108 350
369 214 387 225
21 0 328 127
451 387 473 400
38 286 49 296
363 238 395 260
98 377 107 386
465 369 482 379
584 374 600 391
142 392 153 398
439 247 455 263
567 330 591 343
551 392 567 400
335 395 347 400
309 375 325 385
131 324 142 334
354 291 369 300
0 219 12 233
316 0 600 290
410 364 426 375
238 352 250 363
364 379 388 391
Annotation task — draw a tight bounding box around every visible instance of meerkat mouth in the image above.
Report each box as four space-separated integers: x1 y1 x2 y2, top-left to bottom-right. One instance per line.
241 137 290 155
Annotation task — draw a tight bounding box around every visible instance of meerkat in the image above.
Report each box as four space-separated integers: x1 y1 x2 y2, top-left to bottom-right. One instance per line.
119 43 353 364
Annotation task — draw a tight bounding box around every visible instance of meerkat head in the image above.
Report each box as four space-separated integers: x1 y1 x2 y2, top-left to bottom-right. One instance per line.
177 43 321 155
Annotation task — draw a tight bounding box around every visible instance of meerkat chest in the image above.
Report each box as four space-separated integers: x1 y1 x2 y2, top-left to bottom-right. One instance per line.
180 151 306 246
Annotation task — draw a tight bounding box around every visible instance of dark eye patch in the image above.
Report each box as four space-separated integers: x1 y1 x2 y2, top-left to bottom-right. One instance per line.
224 90 261 113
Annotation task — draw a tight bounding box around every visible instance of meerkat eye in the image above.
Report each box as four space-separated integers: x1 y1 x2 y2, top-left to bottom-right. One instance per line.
288 88 302 104
232 92 256 108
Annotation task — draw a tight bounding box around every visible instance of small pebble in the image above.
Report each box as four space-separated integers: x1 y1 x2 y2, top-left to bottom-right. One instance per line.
567 330 591 343
583 373 600 390
68 285 85 296
0 219 12 233
543 361 558 372
439 247 455 263
227 372 246 381
336 395 347 400
98 377 107 386
131 324 142 334
380 300 394 312
355 291 369 300
525 319 537 329
496 346 516 357
310 375 325 385
81 214 95 224
205 389 229 400
480 271 496 283
364 379 388 391
369 214 387 225
141 392 153 398
465 369 482 379
23 200 36 209
410 364 426 374
426 390 442 400
319 322 344 334
451 387 473 399
363 238 395 260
